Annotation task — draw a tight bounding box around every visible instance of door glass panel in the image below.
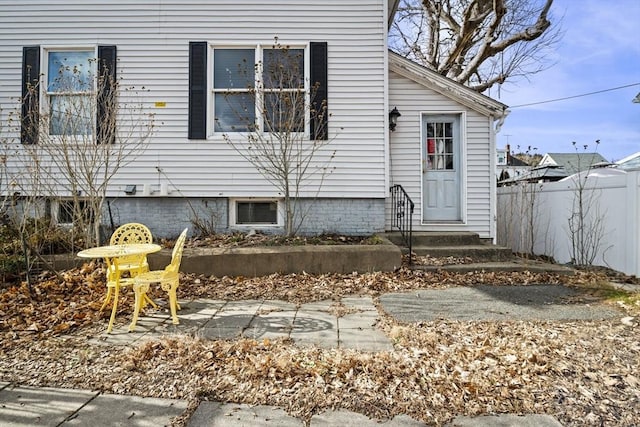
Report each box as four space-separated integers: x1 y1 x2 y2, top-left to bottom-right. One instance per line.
426 121 455 170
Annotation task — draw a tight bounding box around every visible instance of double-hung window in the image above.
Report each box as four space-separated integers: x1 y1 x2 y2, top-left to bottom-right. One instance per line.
21 45 117 144
213 48 256 132
188 41 326 141
45 49 96 136
262 47 305 133
212 45 306 134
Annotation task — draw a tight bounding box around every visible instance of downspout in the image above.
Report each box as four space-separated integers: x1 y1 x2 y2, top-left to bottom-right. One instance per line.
491 107 510 243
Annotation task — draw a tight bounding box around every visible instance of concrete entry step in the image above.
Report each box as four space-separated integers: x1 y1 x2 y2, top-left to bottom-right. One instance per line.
386 232 514 262
411 244 514 262
386 231 483 247
411 260 575 275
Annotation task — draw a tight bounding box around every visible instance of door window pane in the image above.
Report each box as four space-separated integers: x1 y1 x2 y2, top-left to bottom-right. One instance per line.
426 121 455 170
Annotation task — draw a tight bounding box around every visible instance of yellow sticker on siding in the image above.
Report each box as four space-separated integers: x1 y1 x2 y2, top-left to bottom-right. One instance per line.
154 102 166 108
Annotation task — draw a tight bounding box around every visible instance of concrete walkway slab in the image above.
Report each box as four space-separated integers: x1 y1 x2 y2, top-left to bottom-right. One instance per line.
380 285 621 322
62 393 187 426
0 385 97 427
446 414 564 426
339 312 380 329
188 402 302 426
301 300 334 311
339 328 394 351
243 311 297 340
341 296 378 311
291 327 339 348
310 409 425 426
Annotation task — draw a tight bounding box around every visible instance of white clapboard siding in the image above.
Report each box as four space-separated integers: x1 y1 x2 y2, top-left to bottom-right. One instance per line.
388 70 496 238
0 1 387 199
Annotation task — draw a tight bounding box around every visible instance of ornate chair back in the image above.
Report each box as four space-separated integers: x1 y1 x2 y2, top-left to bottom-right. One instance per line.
109 223 153 276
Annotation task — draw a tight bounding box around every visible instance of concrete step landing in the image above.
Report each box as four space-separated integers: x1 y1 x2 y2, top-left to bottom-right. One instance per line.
386 232 515 262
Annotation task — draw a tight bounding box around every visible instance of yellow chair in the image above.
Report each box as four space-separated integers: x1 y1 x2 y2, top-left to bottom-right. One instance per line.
109 222 153 277
103 273 145 334
129 228 188 332
100 223 155 326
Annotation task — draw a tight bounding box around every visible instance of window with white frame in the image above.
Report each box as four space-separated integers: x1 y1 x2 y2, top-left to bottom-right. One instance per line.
188 41 326 141
230 199 282 227
213 48 255 132
45 49 96 136
21 45 116 145
497 149 507 165
212 46 306 133
54 199 93 225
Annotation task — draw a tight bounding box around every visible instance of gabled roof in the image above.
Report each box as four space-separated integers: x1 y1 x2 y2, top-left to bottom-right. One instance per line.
616 151 640 169
498 165 567 185
388 51 508 118
508 155 529 167
539 152 608 175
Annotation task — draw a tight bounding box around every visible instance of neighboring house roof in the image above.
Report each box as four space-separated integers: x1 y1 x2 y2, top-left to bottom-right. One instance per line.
498 165 568 185
388 51 509 119
559 166 627 182
616 151 640 169
538 152 608 175
508 155 529 167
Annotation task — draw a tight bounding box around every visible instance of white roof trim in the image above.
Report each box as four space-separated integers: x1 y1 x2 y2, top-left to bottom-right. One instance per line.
389 51 508 118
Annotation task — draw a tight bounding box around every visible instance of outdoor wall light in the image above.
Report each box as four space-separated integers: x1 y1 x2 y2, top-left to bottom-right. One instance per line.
389 107 401 131
124 185 137 195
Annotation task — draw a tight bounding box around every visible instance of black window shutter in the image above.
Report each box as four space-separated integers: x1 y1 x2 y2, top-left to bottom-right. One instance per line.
97 45 117 144
189 42 207 139
21 46 40 145
309 42 328 141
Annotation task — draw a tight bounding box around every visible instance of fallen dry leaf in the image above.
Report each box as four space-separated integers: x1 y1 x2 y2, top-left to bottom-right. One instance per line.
1 261 639 426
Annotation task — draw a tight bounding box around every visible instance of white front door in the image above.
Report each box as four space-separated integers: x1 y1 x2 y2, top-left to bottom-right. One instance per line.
422 114 461 221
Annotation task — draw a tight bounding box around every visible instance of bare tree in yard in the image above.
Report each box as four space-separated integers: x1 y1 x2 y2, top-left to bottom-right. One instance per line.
566 140 611 267
220 41 334 236
15 52 155 250
1 103 54 288
390 0 562 92
498 147 549 257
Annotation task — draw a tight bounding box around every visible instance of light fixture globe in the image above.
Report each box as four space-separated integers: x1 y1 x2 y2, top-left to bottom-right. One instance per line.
389 107 401 131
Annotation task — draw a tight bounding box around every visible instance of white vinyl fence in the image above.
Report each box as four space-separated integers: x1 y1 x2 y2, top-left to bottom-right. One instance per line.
497 168 640 277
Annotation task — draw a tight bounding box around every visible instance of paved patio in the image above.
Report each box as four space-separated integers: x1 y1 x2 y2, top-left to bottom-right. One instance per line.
92 295 394 352
5 283 629 426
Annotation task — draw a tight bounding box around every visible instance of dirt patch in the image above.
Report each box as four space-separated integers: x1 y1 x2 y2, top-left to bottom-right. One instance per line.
184 232 382 248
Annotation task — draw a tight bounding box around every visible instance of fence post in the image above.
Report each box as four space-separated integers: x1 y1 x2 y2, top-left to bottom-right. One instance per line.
626 170 640 277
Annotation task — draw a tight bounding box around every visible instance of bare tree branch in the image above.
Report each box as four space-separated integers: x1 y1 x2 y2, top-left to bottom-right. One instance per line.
221 41 335 236
391 0 561 92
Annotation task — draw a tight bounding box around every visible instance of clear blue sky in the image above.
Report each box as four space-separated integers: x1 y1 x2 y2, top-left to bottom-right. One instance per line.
491 0 640 162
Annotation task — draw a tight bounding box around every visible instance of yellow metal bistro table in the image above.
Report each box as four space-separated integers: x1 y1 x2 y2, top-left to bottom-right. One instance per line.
78 243 162 333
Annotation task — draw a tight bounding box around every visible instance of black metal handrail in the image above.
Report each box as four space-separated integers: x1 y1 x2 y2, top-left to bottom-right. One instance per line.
390 184 414 263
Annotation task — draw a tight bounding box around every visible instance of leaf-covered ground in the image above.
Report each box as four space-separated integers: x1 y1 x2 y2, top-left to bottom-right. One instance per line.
1 262 639 426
